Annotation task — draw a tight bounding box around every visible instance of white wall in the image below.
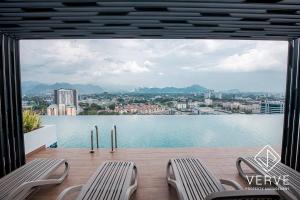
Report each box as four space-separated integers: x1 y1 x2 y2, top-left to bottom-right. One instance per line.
24 125 57 155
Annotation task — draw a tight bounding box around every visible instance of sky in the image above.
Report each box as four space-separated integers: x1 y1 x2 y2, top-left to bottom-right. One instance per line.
20 39 288 92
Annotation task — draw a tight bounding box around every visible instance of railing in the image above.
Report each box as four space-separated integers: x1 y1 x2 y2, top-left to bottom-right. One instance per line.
90 125 100 153
110 129 114 153
95 125 99 148
89 124 118 153
114 125 117 148
90 130 95 153
110 125 118 153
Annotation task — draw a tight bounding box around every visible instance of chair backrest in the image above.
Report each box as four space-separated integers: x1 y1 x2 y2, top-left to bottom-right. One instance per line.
76 161 136 200
170 158 225 200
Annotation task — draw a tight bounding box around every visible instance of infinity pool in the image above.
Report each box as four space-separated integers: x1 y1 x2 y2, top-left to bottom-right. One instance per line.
42 114 283 148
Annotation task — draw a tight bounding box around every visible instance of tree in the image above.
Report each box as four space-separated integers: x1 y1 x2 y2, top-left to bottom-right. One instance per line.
108 103 115 110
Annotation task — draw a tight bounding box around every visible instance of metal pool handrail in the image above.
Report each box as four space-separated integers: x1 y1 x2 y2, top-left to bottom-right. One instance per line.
114 125 117 148
95 125 99 148
90 130 94 153
111 129 115 153
89 125 100 153
89 124 117 153
110 125 118 153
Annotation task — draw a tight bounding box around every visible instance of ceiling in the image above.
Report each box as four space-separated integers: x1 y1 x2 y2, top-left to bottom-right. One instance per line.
1 0 300 40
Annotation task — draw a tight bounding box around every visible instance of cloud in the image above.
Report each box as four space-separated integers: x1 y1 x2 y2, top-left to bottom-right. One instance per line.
144 60 155 67
21 39 152 83
20 39 288 92
215 42 287 72
179 41 287 72
108 60 150 74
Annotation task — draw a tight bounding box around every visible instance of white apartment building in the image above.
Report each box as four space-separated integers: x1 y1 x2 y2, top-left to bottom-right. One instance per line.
260 100 284 114
239 104 261 113
204 99 213 106
222 102 240 110
65 105 77 116
176 102 187 110
47 104 58 116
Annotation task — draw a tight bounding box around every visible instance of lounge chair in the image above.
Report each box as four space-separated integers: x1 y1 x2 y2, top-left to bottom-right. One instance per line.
0 158 69 200
237 156 300 200
57 161 137 200
167 157 281 200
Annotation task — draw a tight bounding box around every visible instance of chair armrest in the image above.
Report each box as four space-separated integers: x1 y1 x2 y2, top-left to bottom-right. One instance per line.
205 190 281 200
7 178 69 200
220 179 243 190
124 164 138 200
166 160 185 200
56 185 83 200
56 160 70 183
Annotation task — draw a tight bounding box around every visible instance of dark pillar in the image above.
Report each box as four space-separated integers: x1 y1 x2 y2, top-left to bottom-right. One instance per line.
282 39 300 172
0 34 25 178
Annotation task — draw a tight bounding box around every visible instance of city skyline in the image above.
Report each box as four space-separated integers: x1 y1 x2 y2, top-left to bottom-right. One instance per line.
21 39 288 93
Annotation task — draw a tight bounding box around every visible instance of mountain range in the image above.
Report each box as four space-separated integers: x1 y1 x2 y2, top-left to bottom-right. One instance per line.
135 84 208 94
22 82 244 95
22 81 104 95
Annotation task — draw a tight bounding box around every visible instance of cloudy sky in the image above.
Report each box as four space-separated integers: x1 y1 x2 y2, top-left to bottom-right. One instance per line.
20 39 288 92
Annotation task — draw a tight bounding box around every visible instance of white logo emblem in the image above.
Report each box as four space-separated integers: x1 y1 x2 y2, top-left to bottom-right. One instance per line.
254 145 281 172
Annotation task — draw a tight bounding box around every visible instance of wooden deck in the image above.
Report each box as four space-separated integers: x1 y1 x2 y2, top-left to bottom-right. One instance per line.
26 147 270 200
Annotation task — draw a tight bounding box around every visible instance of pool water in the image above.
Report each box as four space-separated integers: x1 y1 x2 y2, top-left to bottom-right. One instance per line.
42 114 283 148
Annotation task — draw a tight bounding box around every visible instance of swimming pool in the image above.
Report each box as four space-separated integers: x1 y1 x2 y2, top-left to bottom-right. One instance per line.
42 114 283 148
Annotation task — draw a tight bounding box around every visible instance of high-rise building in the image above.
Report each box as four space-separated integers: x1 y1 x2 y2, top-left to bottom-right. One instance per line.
58 104 66 115
260 100 284 114
47 89 78 116
54 89 78 111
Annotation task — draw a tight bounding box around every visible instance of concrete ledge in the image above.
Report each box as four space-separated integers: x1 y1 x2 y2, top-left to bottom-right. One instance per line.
24 125 57 155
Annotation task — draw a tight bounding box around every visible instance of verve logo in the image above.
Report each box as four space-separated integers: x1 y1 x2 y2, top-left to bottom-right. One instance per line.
254 145 281 173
